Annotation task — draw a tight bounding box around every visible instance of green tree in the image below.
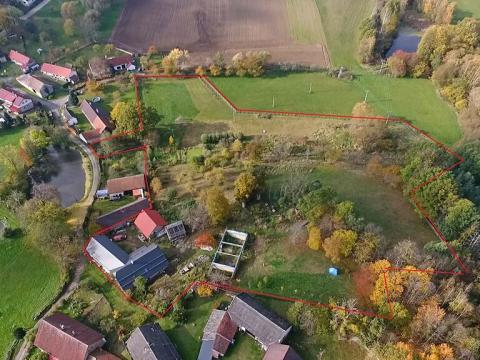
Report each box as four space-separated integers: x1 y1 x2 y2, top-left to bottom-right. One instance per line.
441 198 479 240
323 229 358 263
298 187 336 222
132 276 147 301
234 172 257 204
63 18 76 36
110 101 138 132
204 187 230 225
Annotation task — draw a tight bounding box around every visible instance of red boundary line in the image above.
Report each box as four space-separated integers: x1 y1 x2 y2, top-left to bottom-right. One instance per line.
81 74 470 321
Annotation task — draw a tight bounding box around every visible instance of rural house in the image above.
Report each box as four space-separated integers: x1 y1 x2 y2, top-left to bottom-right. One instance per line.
227 293 292 350
126 323 181 360
198 310 237 359
80 99 115 134
0 88 34 114
86 235 129 274
16 74 54 98
96 198 149 228
40 63 79 83
34 313 109 360
134 208 168 239
107 173 146 199
9 50 37 73
107 54 136 72
86 234 169 290
263 344 302 360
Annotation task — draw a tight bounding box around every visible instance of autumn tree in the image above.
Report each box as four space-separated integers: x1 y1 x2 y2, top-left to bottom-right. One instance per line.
441 198 479 240
162 48 189 74
323 229 358 263
234 172 257 205
110 101 137 132
196 285 214 297
204 187 230 225
150 177 163 199
388 53 407 77
411 299 446 342
63 19 76 36
307 224 322 250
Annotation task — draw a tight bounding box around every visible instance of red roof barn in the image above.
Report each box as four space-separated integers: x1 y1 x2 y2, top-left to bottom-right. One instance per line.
34 313 106 360
134 208 167 238
9 50 35 72
40 63 79 83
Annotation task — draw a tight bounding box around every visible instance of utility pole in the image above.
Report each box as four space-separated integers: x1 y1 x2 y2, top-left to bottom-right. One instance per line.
364 90 369 103
272 96 275 108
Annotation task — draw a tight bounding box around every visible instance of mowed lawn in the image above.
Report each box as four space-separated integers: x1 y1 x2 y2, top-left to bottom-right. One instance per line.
0 208 62 356
454 0 480 21
0 127 26 181
212 73 461 145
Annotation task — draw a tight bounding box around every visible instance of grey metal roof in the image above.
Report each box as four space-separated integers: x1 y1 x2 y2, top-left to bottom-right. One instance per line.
227 294 291 348
197 340 214 360
114 245 168 290
126 323 181 360
90 235 129 264
96 198 149 228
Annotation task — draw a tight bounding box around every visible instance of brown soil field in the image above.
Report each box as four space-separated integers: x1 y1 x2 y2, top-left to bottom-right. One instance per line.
110 0 331 67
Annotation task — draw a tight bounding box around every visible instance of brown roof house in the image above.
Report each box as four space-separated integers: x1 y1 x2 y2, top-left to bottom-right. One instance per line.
126 323 181 360
16 74 54 98
107 174 146 199
198 310 237 359
80 99 115 134
34 313 106 360
263 344 302 360
227 294 292 350
41 63 79 84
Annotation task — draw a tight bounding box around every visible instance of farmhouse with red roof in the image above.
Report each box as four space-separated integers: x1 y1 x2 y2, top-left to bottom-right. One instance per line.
134 208 168 238
8 50 37 73
0 88 34 114
34 313 109 360
80 99 114 134
198 310 237 359
106 54 136 72
106 173 145 199
40 63 79 83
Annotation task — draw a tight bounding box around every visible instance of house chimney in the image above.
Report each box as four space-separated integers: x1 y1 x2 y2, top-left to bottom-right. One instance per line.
60 324 65 330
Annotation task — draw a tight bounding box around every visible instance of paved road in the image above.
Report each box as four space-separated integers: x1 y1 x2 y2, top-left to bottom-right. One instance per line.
20 0 51 20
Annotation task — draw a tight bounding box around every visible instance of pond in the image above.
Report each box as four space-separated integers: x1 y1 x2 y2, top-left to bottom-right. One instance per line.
386 26 421 57
45 148 85 207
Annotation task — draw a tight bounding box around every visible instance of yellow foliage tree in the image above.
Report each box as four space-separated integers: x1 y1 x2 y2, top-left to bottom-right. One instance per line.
307 225 322 250
234 172 257 203
196 285 214 297
420 343 454 360
204 187 230 225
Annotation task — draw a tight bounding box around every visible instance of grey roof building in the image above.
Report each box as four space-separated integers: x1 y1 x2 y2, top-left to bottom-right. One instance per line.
114 244 169 290
86 235 129 273
96 198 149 228
227 294 292 350
126 323 181 360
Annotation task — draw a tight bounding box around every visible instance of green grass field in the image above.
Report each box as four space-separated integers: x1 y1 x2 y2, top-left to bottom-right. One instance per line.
454 0 480 21
0 208 62 357
212 73 461 145
286 0 327 45
0 127 26 180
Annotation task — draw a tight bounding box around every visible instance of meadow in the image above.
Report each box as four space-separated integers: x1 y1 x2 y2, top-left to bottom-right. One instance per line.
454 0 480 21
0 208 62 356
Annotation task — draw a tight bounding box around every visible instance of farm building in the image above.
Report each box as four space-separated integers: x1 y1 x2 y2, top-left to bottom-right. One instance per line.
114 244 169 290
80 99 115 134
86 235 129 274
227 293 292 350
9 50 37 73
263 344 302 360
40 63 79 83
96 198 149 228
194 231 217 251
107 174 146 199
0 88 34 114
134 208 167 238
126 323 181 360
107 54 136 72
34 313 112 360
86 235 169 290
210 230 248 277
16 74 54 98
165 221 187 242
198 310 237 359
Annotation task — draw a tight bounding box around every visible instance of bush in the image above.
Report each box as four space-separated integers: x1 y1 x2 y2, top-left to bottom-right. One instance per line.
13 327 26 340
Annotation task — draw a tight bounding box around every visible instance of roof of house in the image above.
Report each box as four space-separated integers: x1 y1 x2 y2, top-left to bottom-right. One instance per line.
134 209 167 238
16 74 50 93
194 231 216 249
89 348 121 360
202 310 237 356
263 344 302 360
80 129 101 143
96 198 149 228
9 50 32 67
34 313 105 360
126 323 181 360
86 235 129 272
106 55 134 67
80 99 113 133
227 293 291 347
114 244 169 290
107 174 146 194
0 88 17 103
40 63 76 78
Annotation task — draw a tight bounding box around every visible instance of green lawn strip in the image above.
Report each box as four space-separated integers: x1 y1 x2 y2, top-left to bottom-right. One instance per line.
184 79 233 121
211 72 461 145
91 196 135 216
223 335 263 360
286 0 326 45
454 0 480 21
0 127 27 180
268 165 436 246
0 208 62 357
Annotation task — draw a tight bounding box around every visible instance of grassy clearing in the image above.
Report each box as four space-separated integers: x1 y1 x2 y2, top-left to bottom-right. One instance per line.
212 73 461 145
286 0 327 45
223 335 263 359
315 0 376 67
454 0 480 21
0 208 62 357
0 127 26 179
266 165 436 246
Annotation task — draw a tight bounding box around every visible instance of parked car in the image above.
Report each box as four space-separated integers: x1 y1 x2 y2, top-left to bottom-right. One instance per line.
112 234 127 241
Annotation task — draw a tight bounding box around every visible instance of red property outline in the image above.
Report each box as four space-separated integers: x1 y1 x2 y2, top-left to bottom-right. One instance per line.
82 74 469 322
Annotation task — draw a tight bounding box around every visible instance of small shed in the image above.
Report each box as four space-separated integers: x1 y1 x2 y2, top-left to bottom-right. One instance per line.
165 221 186 242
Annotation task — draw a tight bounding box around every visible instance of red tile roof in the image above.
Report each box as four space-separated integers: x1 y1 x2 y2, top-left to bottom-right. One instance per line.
134 208 167 237
0 88 17 103
106 55 133 67
89 349 121 360
41 63 75 79
194 231 216 249
34 313 105 360
9 50 31 67
80 129 101 143
107 174 146 194
263 344 302 360
80 99 113 133
203 310 237 356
